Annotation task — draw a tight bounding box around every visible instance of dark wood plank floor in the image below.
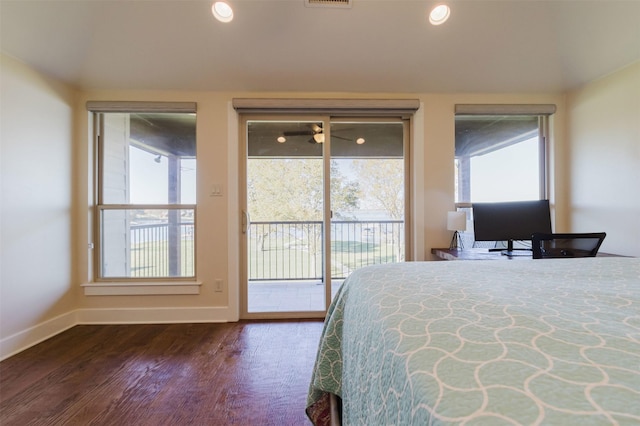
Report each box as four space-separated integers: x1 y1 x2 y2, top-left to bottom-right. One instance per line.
0 320 325 425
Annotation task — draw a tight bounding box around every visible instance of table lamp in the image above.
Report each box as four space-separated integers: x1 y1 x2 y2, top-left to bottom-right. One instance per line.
447 211 467 250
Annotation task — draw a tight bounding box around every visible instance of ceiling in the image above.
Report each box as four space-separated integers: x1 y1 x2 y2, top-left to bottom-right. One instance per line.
1 0 639 93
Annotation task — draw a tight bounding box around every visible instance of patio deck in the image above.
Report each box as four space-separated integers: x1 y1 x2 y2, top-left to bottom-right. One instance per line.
247 280 343 313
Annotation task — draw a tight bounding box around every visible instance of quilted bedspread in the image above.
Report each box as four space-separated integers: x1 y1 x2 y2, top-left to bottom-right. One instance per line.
306 257 640 425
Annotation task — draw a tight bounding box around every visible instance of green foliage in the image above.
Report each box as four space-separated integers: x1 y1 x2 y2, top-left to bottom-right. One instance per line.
247 158 360 221
352 159 404 219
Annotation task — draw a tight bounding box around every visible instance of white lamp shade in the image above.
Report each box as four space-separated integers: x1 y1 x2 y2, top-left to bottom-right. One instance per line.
447 211 467 231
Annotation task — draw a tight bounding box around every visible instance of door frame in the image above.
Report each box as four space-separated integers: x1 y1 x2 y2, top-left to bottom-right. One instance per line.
238 114 413 320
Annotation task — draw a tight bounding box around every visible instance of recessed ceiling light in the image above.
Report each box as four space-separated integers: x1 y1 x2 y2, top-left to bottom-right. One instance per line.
429 4 450 25
212 1 233 23
356 138 366 145
277 136 286 143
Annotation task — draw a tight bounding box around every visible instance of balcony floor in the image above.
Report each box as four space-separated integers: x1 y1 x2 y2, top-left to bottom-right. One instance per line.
247 280 343 313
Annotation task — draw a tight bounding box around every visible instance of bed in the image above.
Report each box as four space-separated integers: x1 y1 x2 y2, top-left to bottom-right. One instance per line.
306 257 640 425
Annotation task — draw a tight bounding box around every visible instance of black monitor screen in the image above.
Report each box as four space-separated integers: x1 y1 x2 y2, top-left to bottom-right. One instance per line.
472 200 552 251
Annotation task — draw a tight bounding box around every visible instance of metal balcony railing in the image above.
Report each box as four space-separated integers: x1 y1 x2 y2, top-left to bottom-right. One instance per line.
128 220 404 280
130 222 194 277
248 220 404 281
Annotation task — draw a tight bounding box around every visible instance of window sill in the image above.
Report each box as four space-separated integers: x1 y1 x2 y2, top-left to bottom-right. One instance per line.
82 281 202 296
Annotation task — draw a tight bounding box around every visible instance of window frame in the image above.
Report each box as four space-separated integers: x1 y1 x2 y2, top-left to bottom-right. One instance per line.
88 102 198 286
453 104 555 209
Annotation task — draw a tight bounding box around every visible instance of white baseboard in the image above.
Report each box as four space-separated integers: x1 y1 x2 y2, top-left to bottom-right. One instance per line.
0 311 77 361
0 307 232 361
76 306 231 324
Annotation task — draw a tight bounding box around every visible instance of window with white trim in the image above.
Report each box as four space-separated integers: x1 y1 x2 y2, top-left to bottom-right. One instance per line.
454 104 554 248
455 105 554 204
90 102 196 280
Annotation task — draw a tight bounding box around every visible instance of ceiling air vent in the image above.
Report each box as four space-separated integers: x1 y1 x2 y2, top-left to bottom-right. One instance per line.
305 0 352 8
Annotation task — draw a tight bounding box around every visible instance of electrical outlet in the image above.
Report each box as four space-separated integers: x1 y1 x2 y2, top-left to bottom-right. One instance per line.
215 279 223 292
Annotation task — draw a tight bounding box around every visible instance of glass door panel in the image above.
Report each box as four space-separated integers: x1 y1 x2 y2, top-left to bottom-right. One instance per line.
244 119 327 315
329 121 406 300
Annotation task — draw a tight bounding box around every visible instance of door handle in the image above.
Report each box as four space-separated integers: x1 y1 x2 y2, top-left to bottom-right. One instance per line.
242 210 250 234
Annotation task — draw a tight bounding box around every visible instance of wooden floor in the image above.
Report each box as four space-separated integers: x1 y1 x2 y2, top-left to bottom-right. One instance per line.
0 320 325 425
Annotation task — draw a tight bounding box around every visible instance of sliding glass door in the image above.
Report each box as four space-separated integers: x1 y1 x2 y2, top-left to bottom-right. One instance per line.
240 116 409 319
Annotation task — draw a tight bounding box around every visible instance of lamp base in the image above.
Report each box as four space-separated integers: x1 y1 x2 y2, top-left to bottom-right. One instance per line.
449 231 464 250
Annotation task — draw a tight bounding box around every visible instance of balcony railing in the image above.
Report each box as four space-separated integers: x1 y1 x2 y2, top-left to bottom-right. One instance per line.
130 222 194 277
248 220 404 281
128 220 404 280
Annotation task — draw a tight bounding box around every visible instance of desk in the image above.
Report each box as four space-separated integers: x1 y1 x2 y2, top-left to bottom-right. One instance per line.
431 248 620 261
431 248 531 260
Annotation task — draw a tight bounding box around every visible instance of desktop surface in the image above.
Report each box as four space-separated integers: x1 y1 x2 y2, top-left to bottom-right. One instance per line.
432 248 532 260
431 248 619 261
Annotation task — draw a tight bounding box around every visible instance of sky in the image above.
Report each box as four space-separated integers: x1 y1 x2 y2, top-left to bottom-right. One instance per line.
465 137 539 202
129 146 196 204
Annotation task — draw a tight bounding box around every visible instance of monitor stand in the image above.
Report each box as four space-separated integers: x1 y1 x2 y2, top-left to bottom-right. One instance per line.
488 240 532 256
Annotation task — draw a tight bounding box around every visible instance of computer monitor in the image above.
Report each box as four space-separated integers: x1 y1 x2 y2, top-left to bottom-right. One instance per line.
472 200 552 256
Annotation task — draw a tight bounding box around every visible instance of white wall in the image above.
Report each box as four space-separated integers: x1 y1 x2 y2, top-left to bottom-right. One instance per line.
566 62 640 257
0 54 78 358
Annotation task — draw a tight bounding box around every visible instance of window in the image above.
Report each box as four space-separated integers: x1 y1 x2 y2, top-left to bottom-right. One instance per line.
454 104 555 248
455 114 548 204
90 102 196 280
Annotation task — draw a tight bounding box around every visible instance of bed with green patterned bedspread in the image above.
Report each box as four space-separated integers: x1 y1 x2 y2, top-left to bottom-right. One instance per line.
306 257 640 425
